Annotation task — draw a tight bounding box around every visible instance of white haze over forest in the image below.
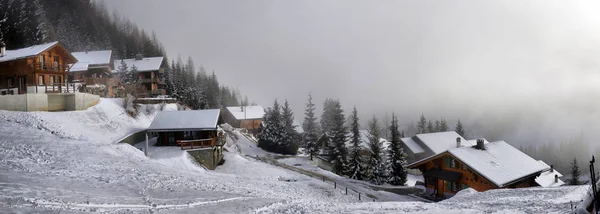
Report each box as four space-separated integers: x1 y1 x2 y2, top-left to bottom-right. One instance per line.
103 0 600 148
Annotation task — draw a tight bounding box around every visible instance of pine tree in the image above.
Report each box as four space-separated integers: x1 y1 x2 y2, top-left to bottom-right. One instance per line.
329 100 348 175
282 100 298 154
439 118 449 132
569 157 581 185
348 107 363 180
367 116 386 185
434 120 441 132
388 114 408 185
455 119 466 138
303 93 320 160
427 120 434 133
321 98 337 134
417 114 427 134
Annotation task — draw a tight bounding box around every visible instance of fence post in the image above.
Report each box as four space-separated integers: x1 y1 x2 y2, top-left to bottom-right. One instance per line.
334 182 336 189
373 198 375 202
322 176 325 182
345 187 347 195
359 193 361 200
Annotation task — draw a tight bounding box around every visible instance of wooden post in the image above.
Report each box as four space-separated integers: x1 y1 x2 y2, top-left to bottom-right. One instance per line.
322 176 325 182
145 133 148 156
345 187 347 195
359 193 361 200
334 182 336 189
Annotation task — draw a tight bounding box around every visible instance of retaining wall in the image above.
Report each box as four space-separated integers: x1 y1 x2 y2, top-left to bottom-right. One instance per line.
0 93 99 112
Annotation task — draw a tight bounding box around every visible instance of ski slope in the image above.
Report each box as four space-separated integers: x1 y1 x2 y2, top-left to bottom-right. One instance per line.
0 98 589 213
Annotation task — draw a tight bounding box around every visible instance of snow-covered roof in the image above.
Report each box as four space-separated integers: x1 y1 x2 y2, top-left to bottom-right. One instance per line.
415 131 472 154
449 141 548 187
113 57 164 73
225 106 265 120
148 109 221 132
70 62 89 72
0 41 60 63
71 50 112 66
401 137 425 154
535 167 564 187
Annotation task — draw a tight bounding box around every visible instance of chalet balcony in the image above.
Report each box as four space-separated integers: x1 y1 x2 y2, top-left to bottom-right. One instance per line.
32 62 69 74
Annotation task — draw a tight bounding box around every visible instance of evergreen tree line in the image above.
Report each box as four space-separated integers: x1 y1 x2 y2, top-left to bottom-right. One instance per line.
416 114 465 137
258 99 299 155
164 57 240 109
0 0 165 58
301 94 409 185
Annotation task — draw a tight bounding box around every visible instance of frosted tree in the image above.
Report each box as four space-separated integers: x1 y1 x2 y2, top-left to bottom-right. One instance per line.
427 120 434 133
258 99 296 154
417 114 427 134
329 100 348 175
303 93 320 160
439 118 449 132
347 107 364 180
281 100 298 151
569 157 581 185
455 119 466 138
320 98 337 134
366 117 386 184
434 120 441 132
388 114 408 186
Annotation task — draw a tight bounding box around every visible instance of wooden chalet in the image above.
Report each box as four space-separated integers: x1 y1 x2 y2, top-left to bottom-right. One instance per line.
223 105 265 134
146 109 225 169
113 55 166 97
0 41 78 95
408 139 563 199
69 50 117 97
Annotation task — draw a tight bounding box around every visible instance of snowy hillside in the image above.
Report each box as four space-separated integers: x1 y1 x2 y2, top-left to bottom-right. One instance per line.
0 99 589 213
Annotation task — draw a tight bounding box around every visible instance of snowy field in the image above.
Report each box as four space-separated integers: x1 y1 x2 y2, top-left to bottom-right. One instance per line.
0 98 590 213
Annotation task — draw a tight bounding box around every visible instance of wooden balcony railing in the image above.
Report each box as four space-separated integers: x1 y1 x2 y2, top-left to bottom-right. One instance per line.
41 83 78 93
32 62 69 73
177 138 216 150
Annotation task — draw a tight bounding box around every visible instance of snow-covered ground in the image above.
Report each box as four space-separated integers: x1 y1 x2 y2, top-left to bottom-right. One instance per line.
0 98 590 213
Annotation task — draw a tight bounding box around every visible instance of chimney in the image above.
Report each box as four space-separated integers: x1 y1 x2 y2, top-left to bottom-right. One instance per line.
135 54 143 60
550 165 554 172
456 137 461 148
554 174 558 183
476 139 485 150
0 41 5 57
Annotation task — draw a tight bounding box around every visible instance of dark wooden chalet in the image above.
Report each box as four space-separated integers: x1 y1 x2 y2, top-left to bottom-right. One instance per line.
146 109 225 169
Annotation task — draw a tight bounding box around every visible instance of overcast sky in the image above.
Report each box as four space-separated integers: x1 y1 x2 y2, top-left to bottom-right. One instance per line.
104 0 600 146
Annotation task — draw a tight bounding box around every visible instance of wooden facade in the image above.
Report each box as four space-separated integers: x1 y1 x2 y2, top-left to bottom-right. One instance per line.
222 108 263 134
411 152 541 198
0 42 77 94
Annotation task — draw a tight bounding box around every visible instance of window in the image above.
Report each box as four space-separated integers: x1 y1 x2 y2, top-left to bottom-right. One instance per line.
445 157 457 168
462 164 468 171
7 78 13 87
40 55 46 69
446 181 457 192
53 56 60 70
38 76 44 85
49 76 55 84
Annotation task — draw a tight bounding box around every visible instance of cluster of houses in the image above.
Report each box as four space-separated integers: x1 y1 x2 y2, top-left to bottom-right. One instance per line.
0 41 167 102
